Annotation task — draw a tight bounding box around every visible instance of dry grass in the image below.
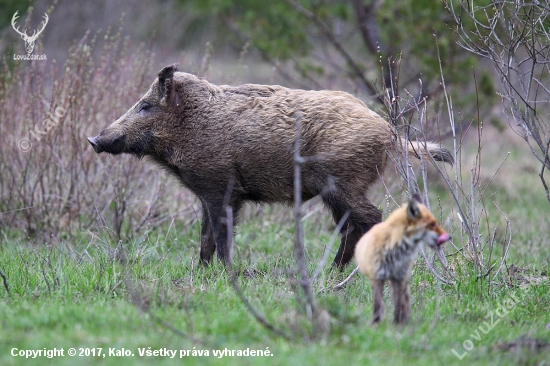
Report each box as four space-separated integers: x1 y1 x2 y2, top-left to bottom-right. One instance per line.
0 26 198 242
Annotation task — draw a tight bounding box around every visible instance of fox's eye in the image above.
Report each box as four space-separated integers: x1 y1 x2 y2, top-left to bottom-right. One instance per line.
428 222 436 228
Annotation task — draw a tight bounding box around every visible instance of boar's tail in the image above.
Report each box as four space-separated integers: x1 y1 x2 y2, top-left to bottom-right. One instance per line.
398 137 454 165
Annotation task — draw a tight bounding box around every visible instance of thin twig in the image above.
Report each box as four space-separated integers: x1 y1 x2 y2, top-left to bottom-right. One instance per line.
125 276 204 345
147 311 204 345
0 269 9 295
333 266 359 290
0 206 35 215
447 0 550 209
292 109 319 320
283 0 382 101
418 244 455 285
491 201 513 281
539 139 550 207
311 210 350 284
226 19 314 90
225 206 291 340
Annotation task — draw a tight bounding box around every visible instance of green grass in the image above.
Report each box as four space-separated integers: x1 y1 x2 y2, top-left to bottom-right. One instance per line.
1 147 550 366
1 208 549 366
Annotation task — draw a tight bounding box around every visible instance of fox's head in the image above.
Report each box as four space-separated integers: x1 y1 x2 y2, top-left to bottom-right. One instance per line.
405 195 450 248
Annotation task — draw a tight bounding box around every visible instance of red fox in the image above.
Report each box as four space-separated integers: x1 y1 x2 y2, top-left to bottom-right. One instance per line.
354 195 450 324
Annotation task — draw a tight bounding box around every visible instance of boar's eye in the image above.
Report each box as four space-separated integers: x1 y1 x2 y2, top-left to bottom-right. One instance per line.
137 101 153 114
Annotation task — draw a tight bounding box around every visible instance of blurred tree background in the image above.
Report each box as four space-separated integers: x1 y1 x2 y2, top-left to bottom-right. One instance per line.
0 0 26 30
1 0 496 109
176 0 496 111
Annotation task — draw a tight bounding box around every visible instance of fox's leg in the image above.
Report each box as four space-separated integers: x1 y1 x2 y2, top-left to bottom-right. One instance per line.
323 191 382 268
371 279 384 324
391 279 411 324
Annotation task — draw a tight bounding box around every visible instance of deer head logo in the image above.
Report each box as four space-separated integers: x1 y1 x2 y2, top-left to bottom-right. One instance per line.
11 11 49 54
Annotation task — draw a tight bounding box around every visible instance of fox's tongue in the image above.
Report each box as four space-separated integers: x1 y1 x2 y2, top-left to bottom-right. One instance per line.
437 233 450 245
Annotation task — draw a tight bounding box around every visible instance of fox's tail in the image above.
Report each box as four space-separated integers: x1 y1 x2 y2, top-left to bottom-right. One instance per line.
398 137 454 165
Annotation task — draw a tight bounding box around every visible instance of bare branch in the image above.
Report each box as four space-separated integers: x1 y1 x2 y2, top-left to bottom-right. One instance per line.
283 0 382 101
445 0 550 207
310 210 350 284
352 0 396 88
0 269 9 295
292 109 320 321
491 201 513 281
225 206 291 340
333 266 359 290
226 18 315 90
125 275 204 345
418 244 455 285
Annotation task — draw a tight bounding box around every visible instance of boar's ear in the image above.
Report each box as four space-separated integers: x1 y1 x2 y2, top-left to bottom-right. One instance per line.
407 199 421 220
158 63 180 108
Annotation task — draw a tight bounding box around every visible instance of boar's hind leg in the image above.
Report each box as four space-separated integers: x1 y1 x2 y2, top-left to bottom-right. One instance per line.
200 197 243 266
324 192 382 268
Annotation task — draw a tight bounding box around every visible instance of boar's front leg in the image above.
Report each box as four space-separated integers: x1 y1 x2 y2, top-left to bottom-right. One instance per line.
199 196 242 266
199 201 217 265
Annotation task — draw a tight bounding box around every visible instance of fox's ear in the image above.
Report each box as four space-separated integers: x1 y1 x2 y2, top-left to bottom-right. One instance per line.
407 200 421 220
411 193 423 204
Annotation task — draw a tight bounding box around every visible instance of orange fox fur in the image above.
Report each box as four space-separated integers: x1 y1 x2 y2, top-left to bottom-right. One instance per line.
354 196 450 324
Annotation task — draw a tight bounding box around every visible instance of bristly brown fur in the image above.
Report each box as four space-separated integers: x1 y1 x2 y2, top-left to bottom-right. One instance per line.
158 64 180 108
88 65 453 268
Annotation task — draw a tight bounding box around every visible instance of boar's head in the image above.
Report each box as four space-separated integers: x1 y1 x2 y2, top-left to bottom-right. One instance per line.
87 64 182 158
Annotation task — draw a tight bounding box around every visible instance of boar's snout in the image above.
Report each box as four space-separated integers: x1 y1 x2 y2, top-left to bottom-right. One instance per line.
87 134 126 155
87 136 103 153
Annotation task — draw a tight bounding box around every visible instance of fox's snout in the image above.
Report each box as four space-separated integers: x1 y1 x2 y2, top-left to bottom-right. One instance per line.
437 232 450 245
424 229 451 248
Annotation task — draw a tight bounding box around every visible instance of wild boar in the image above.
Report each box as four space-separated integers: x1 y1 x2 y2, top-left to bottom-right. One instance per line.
88 64 453 267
